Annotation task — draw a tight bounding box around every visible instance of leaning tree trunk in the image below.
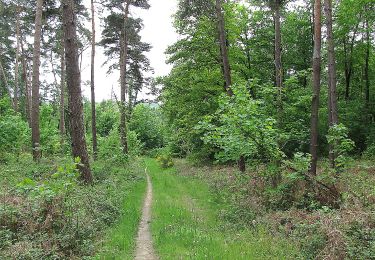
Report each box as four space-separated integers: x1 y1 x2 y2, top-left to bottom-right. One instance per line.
324 0 338 169
90 0 98 160
31 0 43 161
119 1 130 155
62 0 93 184
215 0 233 97
309 0 322 176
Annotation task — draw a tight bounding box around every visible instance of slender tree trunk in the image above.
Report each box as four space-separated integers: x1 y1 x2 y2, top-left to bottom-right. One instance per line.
59 39 66 141
343 19 360 101
343 39 351 100
62 0 93 184
365 17 370 105
119 1 130 155
0 57 12 104
274 0 283 121
309 0 322 176
14 12 21 112
20 37 31 126
90 0 98 160
215 0 233 96
216 0 245 171
324 0 338 169
31 0 43 161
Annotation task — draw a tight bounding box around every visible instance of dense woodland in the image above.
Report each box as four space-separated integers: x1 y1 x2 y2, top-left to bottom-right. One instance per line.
0 0 375 259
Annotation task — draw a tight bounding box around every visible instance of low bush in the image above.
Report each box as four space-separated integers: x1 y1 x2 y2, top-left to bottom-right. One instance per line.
0 156 144 258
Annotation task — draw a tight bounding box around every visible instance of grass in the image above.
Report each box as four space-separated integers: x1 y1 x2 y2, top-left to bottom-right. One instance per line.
94 175 147 260
146 158 302 259
0 154 147 259
95 160 146 260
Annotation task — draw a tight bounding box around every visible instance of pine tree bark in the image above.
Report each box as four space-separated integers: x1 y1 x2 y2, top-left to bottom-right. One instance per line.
14 12 21 112
324 0 338 169
31 0 43 161
59 39 66 141
309 0 322 176
119 1 130 155
90 0 98 160
21 37 31 126
215 0 233 96
62 0 93 184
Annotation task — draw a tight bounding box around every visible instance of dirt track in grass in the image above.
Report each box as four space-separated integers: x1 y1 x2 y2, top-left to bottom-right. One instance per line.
134 173 158 260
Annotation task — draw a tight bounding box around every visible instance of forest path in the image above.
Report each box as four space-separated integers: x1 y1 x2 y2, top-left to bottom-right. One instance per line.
134 170 158 260
145 158 301 259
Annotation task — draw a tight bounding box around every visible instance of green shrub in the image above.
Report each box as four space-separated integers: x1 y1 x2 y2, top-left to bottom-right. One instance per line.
346 221 375 259
326 123 355 171
129 104 167 151
156 153 174 168
197 84 283 165
0 114 30 160
40 104 61 155
0 228 12 250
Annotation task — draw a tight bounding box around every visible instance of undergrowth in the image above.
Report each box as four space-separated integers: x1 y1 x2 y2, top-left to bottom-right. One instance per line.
0 154 145 259
174 159 375 259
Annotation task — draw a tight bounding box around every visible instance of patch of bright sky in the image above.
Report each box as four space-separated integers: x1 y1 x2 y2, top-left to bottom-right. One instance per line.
80 0 179 101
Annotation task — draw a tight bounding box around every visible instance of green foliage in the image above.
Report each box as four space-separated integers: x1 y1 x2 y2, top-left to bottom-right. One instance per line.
98 127 143 163
292 223 327 260
127 130 144 156
96 101 119 137
197 84 283 164
16 158 80 200
0 114 29 160
0 156 145 258
155 149 174 168
98 128 127 163
39 104 61 155
129 104 166 151
346 221 375 259
327 123 355 171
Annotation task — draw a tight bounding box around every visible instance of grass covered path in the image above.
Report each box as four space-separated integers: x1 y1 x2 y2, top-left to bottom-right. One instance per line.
145 158 301 260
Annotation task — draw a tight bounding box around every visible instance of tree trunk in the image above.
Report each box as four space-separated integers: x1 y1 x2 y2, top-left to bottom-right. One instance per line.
31 0 43 161
59 39 66 142
215 0 233 96
119 1 130 155
0 57 12 105
343 18 360 101
90 0 98 160
365 17 370 105
14 12 21 112
324 0 338 169
20 37 31 126
62 0 93 184
238 155 246 173
274 0 283 122
309 0 322 176
343 38 351 100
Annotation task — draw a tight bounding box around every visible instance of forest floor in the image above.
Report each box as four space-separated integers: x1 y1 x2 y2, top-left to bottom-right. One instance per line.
145 158 301 259
2 156 374 259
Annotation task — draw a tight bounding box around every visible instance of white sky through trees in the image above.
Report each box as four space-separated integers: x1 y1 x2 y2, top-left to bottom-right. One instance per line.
81 0 178 101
